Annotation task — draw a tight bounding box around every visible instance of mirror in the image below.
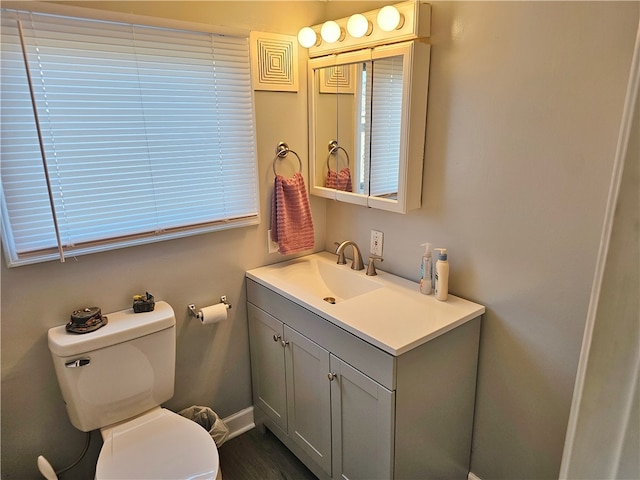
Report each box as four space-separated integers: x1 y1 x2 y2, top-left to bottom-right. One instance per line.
310 49 371 206
308 41 430 213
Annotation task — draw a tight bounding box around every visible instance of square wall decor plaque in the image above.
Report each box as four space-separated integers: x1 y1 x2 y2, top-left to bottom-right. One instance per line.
250 31 299 92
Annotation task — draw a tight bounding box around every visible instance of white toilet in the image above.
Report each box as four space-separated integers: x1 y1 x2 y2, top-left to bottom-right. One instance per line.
48 301 221 479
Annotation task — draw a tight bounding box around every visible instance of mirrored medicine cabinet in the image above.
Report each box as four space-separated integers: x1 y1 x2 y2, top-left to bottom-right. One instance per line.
308 36 431 213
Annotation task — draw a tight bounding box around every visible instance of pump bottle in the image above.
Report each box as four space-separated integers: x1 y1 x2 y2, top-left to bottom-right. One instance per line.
419 243 432 295
434 248 449 301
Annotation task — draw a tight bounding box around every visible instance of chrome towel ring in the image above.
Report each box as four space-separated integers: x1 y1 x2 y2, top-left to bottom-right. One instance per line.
273 142 302 176
326 139 350 170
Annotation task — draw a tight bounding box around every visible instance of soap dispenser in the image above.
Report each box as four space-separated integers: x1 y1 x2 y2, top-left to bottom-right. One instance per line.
434 248 449 301
419 243 432 295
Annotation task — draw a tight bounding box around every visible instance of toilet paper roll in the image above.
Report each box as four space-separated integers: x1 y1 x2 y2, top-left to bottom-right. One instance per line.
198 303 228 325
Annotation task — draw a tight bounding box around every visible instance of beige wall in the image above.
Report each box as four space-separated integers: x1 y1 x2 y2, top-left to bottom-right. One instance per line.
324 2 638 479
1 2 637 480
0 2 329 478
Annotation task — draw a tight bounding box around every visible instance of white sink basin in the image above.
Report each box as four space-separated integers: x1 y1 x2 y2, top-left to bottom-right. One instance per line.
259 255 382 303
247 252 485 355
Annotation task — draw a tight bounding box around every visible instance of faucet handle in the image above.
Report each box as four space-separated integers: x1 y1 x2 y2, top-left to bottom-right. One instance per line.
366 255 384 276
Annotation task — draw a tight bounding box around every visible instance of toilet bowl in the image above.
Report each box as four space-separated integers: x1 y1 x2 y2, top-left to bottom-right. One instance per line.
47 301 221 480
96 407 219 480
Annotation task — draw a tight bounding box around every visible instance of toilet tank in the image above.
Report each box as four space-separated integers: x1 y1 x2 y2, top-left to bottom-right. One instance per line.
48 301 176 432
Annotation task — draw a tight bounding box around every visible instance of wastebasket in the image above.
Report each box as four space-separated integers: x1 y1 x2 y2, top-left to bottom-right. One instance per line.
178 405 229 447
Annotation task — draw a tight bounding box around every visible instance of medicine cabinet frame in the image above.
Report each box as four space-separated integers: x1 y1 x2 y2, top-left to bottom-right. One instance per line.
307 11 431 213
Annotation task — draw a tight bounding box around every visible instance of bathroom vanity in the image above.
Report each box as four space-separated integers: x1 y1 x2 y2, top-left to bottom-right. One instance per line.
246 252 484 480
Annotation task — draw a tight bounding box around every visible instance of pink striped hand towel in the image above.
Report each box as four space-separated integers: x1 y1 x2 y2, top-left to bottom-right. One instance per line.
270 172 315 255
325 167 353 192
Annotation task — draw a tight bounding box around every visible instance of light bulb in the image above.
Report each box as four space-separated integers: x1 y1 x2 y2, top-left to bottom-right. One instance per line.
297 27 318 48
320 20 343 44
347 14 372 39
377 5 404 32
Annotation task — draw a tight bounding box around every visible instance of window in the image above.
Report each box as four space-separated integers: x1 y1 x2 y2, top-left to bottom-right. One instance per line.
1 8 259 267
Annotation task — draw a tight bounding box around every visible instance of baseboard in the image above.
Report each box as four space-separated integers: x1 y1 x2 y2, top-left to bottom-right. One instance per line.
222 406 255 440
468 472 482 480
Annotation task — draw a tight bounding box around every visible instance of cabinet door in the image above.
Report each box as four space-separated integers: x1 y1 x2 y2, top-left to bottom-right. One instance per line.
330 355 395 480
247 304 287 432
285 326 332 476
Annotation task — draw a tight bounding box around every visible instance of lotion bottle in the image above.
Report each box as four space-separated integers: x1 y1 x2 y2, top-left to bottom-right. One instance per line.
434 248 449 301
419 243 432 295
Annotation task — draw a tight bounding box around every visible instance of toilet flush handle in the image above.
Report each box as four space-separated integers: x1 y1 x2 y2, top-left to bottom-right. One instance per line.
65 358 90 368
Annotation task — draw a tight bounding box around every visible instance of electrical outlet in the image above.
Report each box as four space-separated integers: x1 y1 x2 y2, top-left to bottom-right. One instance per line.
370 230 383 256
267 230 279 253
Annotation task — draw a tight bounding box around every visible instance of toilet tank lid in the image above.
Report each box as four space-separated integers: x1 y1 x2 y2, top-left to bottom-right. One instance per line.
48 301 176 357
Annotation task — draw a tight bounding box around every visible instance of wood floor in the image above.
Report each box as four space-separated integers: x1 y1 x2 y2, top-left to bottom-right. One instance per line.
218 427 318 480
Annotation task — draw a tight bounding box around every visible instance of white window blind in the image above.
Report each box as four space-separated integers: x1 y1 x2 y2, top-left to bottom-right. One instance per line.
369 54 403 198
1 9 259 266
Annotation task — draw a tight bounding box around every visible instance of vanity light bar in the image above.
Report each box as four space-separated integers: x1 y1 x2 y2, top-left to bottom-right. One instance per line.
299 0 431 58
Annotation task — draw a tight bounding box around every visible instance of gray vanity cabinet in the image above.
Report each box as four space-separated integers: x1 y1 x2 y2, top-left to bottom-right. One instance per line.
248 304 332 475
247 305 287 432
246 277 481 480
330 355 395 480
284 326 332 475
247 288 395 480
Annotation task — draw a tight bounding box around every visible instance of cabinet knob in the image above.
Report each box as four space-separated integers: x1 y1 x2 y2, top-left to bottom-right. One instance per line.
281 339 290 347
273 334 281 342
328 372 337 381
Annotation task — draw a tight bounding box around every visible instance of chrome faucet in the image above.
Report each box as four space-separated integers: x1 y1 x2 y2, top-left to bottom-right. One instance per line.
335 241 365 271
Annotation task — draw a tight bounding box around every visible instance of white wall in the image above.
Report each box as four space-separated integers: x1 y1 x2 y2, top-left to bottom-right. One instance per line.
1 2 637 480
323 2 639 479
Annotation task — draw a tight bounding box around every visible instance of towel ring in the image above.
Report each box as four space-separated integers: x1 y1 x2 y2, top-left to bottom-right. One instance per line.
326 139 350 170
273 142 302 176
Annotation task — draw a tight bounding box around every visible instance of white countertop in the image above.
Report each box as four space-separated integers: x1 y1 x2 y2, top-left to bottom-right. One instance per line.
246 252 485 356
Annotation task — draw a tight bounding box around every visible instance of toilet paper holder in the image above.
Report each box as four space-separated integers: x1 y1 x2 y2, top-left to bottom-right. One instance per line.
188 296 232 320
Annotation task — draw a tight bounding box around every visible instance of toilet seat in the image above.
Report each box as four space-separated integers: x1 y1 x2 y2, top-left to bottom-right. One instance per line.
96 407 219 479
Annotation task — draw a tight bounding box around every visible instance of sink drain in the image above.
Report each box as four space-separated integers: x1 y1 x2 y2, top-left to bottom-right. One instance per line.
323 297 336 304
